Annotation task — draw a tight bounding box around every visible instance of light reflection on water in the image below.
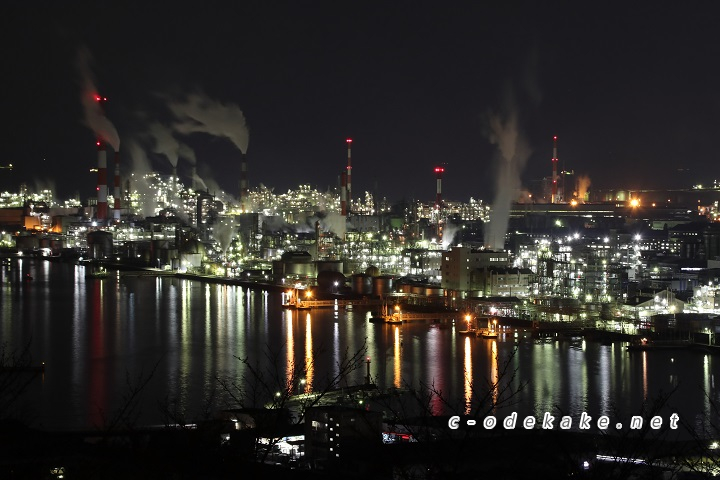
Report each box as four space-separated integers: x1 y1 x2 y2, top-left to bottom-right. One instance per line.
1 259 719 437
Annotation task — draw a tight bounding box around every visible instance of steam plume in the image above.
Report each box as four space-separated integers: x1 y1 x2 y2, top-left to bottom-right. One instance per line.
212 217 236 258
441 221 459 250
168 93 249 154
484 107 530 251
76 47 120 151
178 142 197 165
147 122 196 168
576 175 591 201
126 139 158 217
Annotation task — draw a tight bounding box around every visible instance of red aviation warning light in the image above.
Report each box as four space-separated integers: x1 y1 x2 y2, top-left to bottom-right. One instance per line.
346 138 352 144
434 167 444 173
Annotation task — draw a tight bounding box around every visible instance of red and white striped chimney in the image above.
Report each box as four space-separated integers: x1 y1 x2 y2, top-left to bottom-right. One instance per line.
113 151 121 221
345 138 352 212
96 140 108 222
340 171 347 216
434 166 444 210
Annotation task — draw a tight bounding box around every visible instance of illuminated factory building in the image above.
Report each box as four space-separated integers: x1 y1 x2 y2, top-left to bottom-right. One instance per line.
4 132 720 328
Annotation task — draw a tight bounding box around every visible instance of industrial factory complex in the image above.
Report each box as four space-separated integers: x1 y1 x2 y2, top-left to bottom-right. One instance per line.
5 135 720 477
3 134 720 335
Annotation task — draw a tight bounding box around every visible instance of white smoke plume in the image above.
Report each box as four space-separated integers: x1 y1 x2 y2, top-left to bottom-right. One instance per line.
441 221 459 250
76 47 120 151
126 139 159 217
212 217 236 257
304 212 347 239
148 122 179 168
168 92 249 154
202 175 237 205
516 189 534 204
192 168 208 191
147 122 196 169
320 212 347 239
484 107 531 251
261 214 290 232
178 142 196 165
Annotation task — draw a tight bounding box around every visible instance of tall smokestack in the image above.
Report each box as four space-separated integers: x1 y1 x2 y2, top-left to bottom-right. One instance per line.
113 151 121 221
239 152 248 211
434 166 444 210
346 138 352 213
551 136 558 204
96 140 108 222
340 171 347 216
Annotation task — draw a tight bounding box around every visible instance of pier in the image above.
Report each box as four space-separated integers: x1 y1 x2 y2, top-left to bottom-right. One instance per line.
372 310 462 324
283 298 384 309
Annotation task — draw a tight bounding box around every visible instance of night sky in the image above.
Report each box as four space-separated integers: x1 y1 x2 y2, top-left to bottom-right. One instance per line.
2 2 719 204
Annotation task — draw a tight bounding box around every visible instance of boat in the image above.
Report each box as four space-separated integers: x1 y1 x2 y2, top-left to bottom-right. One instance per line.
86 267 109 279
458 313 478 335
282 287 313 309
626 338 690 351
478 317 499 339
368 301 402 324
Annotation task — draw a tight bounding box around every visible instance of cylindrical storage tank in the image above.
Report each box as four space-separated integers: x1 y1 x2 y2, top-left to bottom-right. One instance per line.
49 237 65 255
352 274 372 295
87 230 113 260
285 262 315 277
372 275 394 296
411 285 424 296
365 265 380 277
16 235 40 254
425 286 443 297
316 260 343 274
317 270 346 292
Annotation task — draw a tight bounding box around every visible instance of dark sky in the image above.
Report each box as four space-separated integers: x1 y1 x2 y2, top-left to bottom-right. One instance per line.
2 1 720 204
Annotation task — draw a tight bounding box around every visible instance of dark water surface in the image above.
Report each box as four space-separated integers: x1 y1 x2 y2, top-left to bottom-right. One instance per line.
2 258 718 438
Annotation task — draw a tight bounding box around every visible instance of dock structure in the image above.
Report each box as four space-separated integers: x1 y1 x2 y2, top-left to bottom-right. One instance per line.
531 319 587 337
375 310 461 324
283 298 384 309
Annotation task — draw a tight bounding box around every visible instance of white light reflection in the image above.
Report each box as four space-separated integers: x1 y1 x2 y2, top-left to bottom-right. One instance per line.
205 283 211 338
426 327 443 415
598 346 610 415
155 277 162 319
71 264 85 393
181 280 191 376
705 355 711 420
642 351 648 401
333 322 340 380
